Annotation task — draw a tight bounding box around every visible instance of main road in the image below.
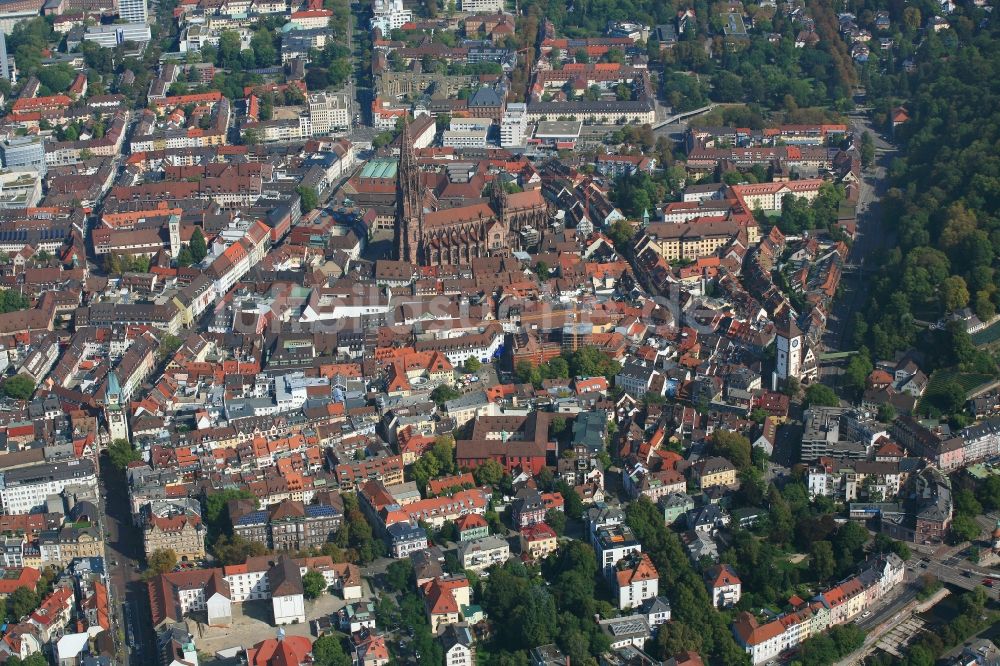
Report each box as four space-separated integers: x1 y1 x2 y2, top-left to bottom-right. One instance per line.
99 455 156 665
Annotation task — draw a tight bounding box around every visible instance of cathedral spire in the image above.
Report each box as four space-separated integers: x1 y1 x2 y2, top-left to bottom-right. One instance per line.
491 178 508 219
396 116 422 263
399 116 415 179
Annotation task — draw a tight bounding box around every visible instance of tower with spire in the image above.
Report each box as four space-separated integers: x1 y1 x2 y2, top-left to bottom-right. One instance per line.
104 370 129 443
395 117 423 264
491 178 508 221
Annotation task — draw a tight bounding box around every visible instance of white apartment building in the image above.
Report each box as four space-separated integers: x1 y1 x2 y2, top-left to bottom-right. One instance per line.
0 169 42 209
501 103 529 148
371 0 411 33
449 118 492 133
595 525 641 578
119 0 148 25
442 129 489 149
615 552 658 610
460 0 504 10
458 536 510 574
0 460 98 514
309 92 350 136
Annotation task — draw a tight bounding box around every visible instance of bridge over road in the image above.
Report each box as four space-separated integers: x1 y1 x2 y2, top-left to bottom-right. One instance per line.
652 103 719 129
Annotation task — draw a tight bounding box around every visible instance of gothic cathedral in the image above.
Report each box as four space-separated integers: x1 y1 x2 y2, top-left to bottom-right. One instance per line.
394 119 548 266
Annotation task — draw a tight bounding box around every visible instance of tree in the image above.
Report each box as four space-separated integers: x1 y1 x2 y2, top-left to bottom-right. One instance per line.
976 475 1000 512
147 548 177 576
212 533 268 565
7 655 47 666
859 131 875 168
217 30 242 68
940 275 970 312
473 459 504 487
608 220 634 251
464 357 481 373
567 347 621 381
877 404 896 423
954 489 983 518
842 351 873 399
925 379 968 416
437 520 459 544
158 334 184 362
810 541 836 582
872 533 911 561
652 621 703 659
431 384 460 406
374 595 399 628
107 438 142 471
202 488 257 544
803 383 839 408
243 128 262 145
951 514 980 542
556 481 584 520
7 586 38 620
189 227 207 262
536 467 555 492
176 245 194 267
313 634 352 666
297 185 319 214
385 559 413 592
250 28 277 68
709 430 752 471
545 508 566 536
0 290 30 313
1 375 34 400
302 570 327 599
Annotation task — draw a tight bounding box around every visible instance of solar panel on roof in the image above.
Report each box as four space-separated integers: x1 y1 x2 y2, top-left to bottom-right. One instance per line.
306 505 339 517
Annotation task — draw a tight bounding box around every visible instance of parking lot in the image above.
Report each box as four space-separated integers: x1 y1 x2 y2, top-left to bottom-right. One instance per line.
193 589 364 660
456 363 498 393
874 615 926 658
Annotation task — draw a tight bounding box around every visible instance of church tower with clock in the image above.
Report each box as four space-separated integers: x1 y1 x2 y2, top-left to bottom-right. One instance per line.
775 310 803 382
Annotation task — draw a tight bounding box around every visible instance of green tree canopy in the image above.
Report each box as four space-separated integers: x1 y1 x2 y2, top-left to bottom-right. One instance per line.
107 438 142 471
1 375 34 400
189 227 208 262
708 429 752 471
297 185 319 214
147 548 178 576
431 384 461 406
312 634 352 666
545 508 566 536
302 570 327 599
6 586 38 620
803 383 839 408
473 459 504 487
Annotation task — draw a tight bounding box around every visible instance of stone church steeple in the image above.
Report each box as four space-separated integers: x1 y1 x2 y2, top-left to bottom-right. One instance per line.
396 118 423 264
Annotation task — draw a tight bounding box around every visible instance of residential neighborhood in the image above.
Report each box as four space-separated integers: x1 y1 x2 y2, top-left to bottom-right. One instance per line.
0 0 991 663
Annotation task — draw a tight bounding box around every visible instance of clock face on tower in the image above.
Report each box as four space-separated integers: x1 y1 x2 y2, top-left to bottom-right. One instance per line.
791 338 800 349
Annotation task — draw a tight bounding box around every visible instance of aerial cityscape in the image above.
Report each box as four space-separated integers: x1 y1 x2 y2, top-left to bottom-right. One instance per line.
0 0 993 664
